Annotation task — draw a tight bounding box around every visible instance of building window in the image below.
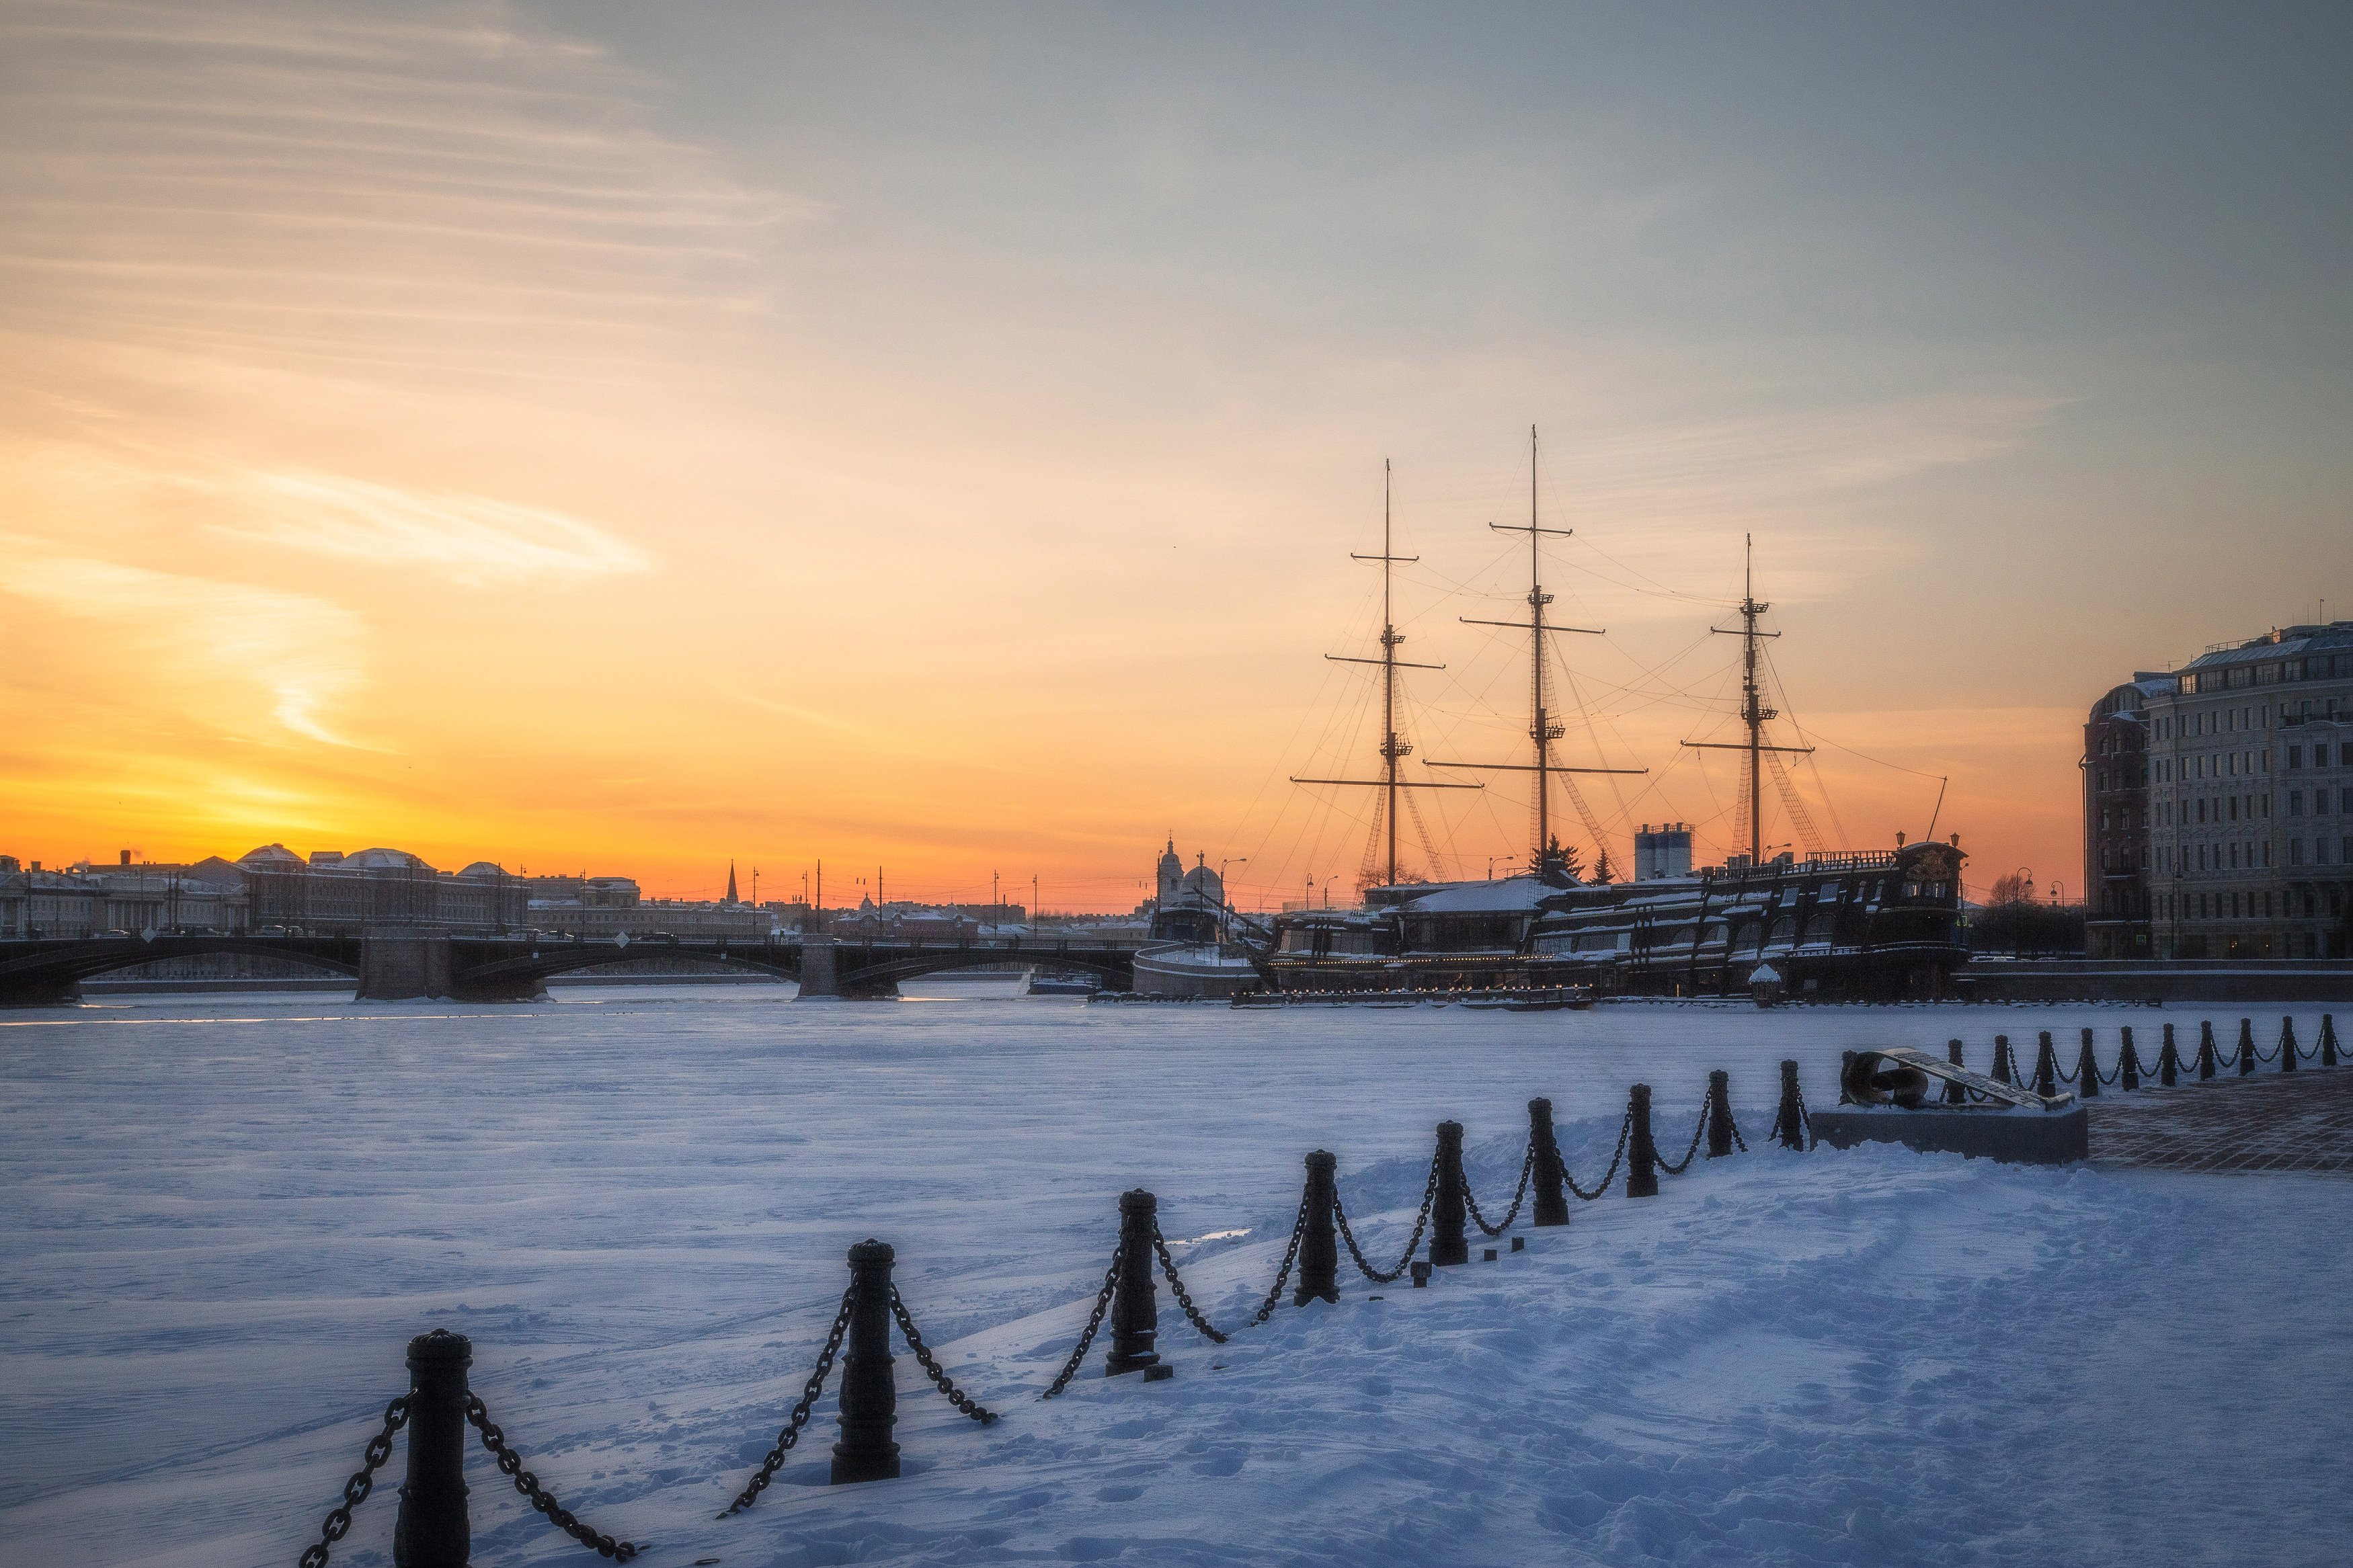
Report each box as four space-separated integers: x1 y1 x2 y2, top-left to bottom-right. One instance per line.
2293 839 2305 865
2318 743 2333 768
2289 745 2304 769
2291 790 2305 816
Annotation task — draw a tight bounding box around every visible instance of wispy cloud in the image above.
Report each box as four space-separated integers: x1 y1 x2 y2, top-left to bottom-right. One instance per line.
216 470 653 586
0 0 799 387
0 544 369 745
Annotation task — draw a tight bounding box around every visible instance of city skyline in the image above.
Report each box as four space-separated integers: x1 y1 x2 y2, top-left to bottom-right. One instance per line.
3 3 2348 908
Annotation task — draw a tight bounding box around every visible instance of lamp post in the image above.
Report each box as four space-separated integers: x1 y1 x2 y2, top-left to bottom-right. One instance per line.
1216 858 1246 937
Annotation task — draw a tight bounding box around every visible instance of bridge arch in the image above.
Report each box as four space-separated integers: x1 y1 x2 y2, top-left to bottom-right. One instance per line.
0 935 362 1005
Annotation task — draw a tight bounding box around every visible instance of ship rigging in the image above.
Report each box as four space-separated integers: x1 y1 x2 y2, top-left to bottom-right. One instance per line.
1681 534 1815 866
1427 425 1643 869
1287 460 1480 888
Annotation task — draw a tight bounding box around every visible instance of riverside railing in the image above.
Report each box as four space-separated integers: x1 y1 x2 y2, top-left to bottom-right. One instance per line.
280 1011 2334 1563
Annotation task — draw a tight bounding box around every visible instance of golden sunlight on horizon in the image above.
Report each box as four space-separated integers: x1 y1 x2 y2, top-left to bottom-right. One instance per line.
3 3 2342 909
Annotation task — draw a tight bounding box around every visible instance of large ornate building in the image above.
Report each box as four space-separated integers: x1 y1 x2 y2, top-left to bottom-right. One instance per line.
2082 675 2170 958
2137 622 2353 959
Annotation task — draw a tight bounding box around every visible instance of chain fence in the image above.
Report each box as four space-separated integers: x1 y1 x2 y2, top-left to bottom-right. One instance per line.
464 1393 641 1560
296 1395 409 1568
1332 1158 1435 1283
278 1011 2333 1562
721 1287 854 1515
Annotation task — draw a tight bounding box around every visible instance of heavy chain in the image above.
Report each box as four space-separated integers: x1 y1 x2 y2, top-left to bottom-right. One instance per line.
889 1288 997 1423
1565 1113 1631 1199
721 1288 854 1516
1332 1157 1437 1284
1150 1223 1230 1344
463 1393 639 1561
1724 1107 1749 1153
1654 1090 1709 1176
296 1395 410 1568
1464 1146 1534 1237
1040 1251 1121 1399
1250 1190 1312 1323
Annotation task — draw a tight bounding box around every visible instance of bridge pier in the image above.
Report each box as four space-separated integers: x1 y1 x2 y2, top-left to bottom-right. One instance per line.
797 936 839 999
358 928 452 1001
0 975 82 1007
447 969 551 1003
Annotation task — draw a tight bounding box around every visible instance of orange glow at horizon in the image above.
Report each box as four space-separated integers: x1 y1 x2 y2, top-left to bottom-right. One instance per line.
5 6 2339 911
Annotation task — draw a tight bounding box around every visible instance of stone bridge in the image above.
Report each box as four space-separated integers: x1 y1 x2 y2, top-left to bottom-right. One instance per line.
0 930 1142 1004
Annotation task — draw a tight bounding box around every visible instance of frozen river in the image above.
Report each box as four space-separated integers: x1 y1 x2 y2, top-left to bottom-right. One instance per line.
5 986 2350 1567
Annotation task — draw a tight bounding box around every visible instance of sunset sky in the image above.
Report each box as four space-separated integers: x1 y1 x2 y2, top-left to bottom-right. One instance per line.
3 1 2348 909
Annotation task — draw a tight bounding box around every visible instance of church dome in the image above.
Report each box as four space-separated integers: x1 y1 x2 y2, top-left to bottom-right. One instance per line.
458 861 508 879
237 843 305 868
343 847 436 873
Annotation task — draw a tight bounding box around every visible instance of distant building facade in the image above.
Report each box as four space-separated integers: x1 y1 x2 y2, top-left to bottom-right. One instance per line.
0 853 249 938
1633 824 1694 882
2082 676 2170 958
2145 622 2353 959
237 845 529 932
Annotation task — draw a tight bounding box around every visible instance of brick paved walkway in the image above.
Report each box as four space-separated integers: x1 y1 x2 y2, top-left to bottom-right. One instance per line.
2087 1063 2353 1173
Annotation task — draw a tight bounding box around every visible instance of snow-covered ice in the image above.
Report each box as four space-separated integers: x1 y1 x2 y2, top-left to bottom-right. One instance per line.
5 986 2350 1567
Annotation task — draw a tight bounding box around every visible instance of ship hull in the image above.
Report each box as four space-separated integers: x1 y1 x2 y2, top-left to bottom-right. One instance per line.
1257 844 1970 1003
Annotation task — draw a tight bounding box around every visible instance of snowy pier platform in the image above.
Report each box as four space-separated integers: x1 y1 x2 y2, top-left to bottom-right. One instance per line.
2088 1065 2353 1174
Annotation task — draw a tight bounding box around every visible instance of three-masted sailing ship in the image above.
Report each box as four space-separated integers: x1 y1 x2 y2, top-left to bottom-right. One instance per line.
1254 432 1968 1001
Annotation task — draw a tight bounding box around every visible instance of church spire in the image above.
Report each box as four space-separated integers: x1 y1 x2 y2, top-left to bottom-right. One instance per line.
725 861 738 903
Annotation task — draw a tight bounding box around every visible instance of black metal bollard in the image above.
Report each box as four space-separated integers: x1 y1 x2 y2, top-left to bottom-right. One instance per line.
2120 1026 2139 1091
832 1239 900 1485
1108 1190 1165 1374
2159 1022 2180 1087
1992 1034 2015 1085
1430 1122 1470 1266
1293 1153 1341 1305
1528 1099 1570 1227
2323 1015 2340 1069
1776 1060 1806 1151
2280 1018 2299 1075
1943 1040 1967 1104
2238 1018 2257 1077
1626 1085 1661 1198
393 1329 471 1568
2198 1020 2218 1080
2033 1032 2059 1098
2074 1029 2100 1099
1706 1070 1734 1158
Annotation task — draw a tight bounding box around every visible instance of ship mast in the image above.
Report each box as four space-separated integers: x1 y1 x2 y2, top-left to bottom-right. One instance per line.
1291 460 1480 888
1682 534 1812 864
1429 426 1642 870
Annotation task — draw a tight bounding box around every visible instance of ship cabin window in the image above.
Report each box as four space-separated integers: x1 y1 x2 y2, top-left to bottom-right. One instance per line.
1572 930 1623 953
1768 915 1796 944
1734 919 1763 951
1668 925 1698 947
1702 921 1729 946
1804 913 1837 942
